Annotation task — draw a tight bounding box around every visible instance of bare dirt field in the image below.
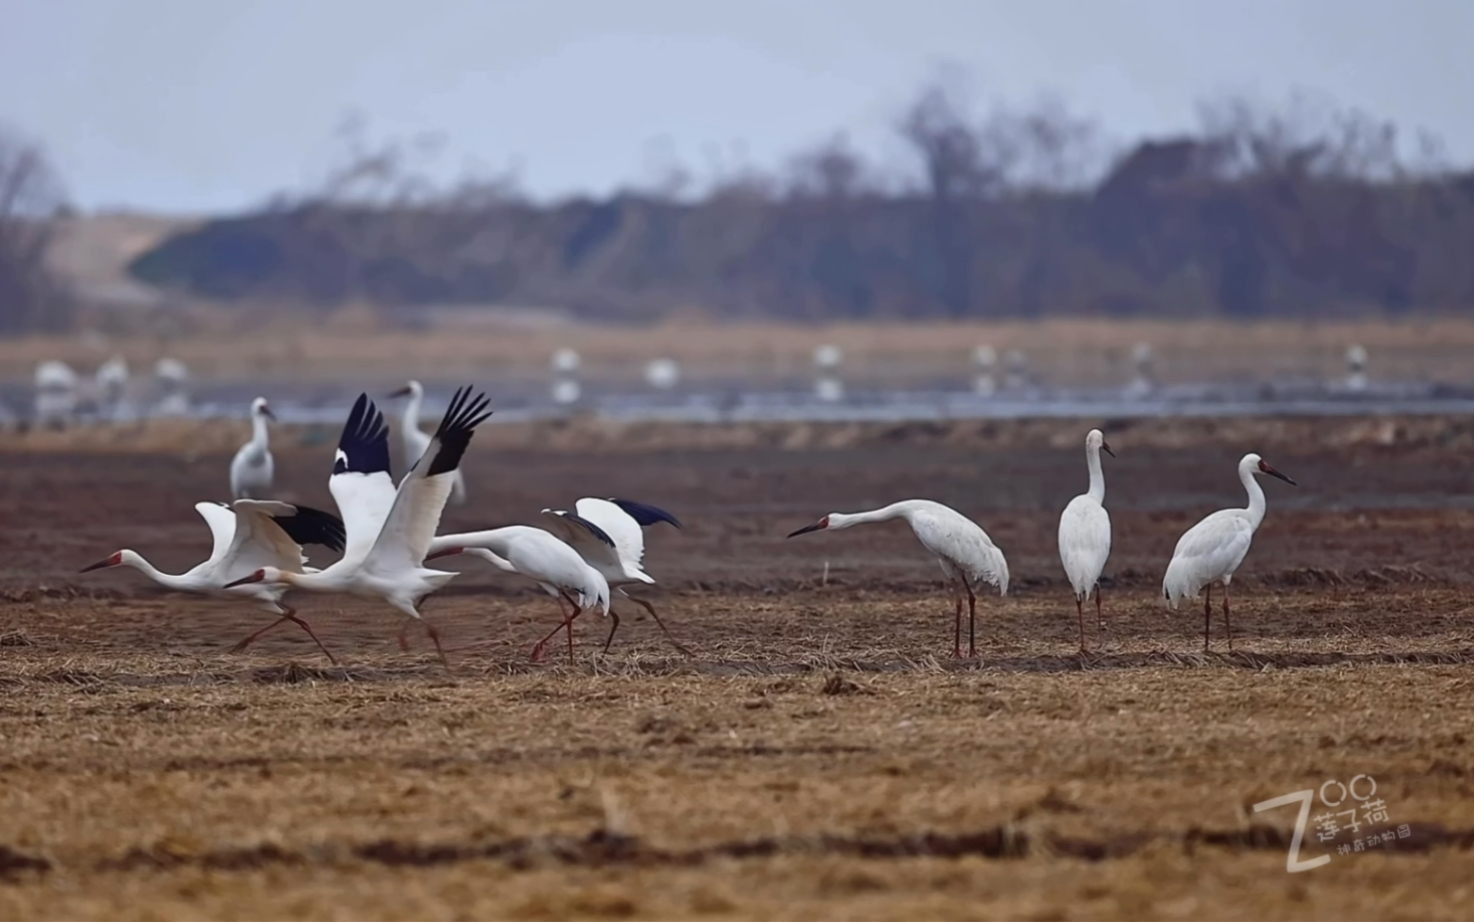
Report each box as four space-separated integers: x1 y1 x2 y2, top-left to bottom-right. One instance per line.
2 416 1473 920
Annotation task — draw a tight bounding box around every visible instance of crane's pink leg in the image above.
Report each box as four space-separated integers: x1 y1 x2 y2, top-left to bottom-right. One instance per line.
1222 582 1234 651
600 610 622 655
1076 596 1086 652
531 597 583 662
425 621 449 668
620 595 692 656
952 592 963 659
230 608 337 665
1203 584 1212 652
965 584 978 659
230 616 290 654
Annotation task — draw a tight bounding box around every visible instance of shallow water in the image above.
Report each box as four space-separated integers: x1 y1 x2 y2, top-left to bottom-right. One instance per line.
8 375 1474 425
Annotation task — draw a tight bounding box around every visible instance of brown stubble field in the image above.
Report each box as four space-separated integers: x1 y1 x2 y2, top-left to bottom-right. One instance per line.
1 415 1473 920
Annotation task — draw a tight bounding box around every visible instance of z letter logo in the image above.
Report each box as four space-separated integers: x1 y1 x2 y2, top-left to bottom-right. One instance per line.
1253 789 1332 873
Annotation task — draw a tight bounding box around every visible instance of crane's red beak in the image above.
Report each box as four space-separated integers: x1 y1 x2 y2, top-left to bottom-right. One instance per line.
1258 460 1297 486
223 569 268 588
424 547 464 561
787 516 829 538
79 552 123 573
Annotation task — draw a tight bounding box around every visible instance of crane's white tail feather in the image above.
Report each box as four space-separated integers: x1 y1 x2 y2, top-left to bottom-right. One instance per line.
973 543 1009 597
1161 557 1197 610
417 569 459 594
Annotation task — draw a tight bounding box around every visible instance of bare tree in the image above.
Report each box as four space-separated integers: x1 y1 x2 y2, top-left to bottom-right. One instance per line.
0 126 71 334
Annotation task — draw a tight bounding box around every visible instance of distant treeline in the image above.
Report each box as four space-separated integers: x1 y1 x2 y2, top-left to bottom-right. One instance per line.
127 84 1474 321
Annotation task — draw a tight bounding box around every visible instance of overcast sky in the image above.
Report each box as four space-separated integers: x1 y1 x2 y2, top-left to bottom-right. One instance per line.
3 0 1470 214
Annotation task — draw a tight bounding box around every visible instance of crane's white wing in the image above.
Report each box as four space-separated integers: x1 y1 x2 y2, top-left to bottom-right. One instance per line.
573 499 644 570
218 500 348 582
363 387 492 574
1162 510 1255 605
541 506 622 574
329 393 398 565
909 504 1009 595
216 500 309 581
1058 495 1111 597
194 502 236 563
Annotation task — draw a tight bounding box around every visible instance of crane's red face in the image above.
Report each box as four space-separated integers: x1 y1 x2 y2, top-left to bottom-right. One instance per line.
787 515 830 538
79 552 123 573
1258 459 1298 485
223 569 268 588
424 547 464 561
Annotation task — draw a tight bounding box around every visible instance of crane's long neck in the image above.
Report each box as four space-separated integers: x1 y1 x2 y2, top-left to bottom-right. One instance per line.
250 411 270 448
277 567 352 593
1241 462 1267 529
123 554 194 592
401 391 423 432
430 531 516 569
832 503 909 530
1086 442 1105 503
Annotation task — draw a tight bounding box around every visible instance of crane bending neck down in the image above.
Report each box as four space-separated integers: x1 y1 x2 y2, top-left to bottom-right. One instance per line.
791 502 916 533
786 498 1009 658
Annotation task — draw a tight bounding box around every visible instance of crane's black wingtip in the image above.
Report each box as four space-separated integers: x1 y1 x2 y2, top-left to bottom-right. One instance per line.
424 385 493 477
610 498 682 529
563 511 616 547
333 392 392 477
274 503 348 553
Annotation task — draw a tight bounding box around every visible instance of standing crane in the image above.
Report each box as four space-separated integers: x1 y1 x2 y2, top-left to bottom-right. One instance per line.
1163 452 1297 651
1058 428 1115 651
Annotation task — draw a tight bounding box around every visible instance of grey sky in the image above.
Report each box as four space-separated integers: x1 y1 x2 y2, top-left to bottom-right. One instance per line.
3 0 1470 213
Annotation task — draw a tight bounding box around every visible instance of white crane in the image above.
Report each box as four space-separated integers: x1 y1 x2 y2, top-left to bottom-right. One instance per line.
1162 452 1297 651
387 380 468 505
223 387 492 665
787 500 1009 658
230 397 276 499
34 360 78 429
1058 428 1115 651
426 524 612 662
537 498 688 655
80 500 346 662
94 355 130 416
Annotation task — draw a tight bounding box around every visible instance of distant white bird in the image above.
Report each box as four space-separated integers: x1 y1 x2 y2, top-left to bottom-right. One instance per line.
95 355 129 414
1058 428 1115 651
224 388 493 665
387 380 468 506
426 524 612 662
788 500 1009 658
34 360 78 429
538 498 688 654
1163 452 1297 651
80 500 346 662
153 358 191 416
230 397 276 499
